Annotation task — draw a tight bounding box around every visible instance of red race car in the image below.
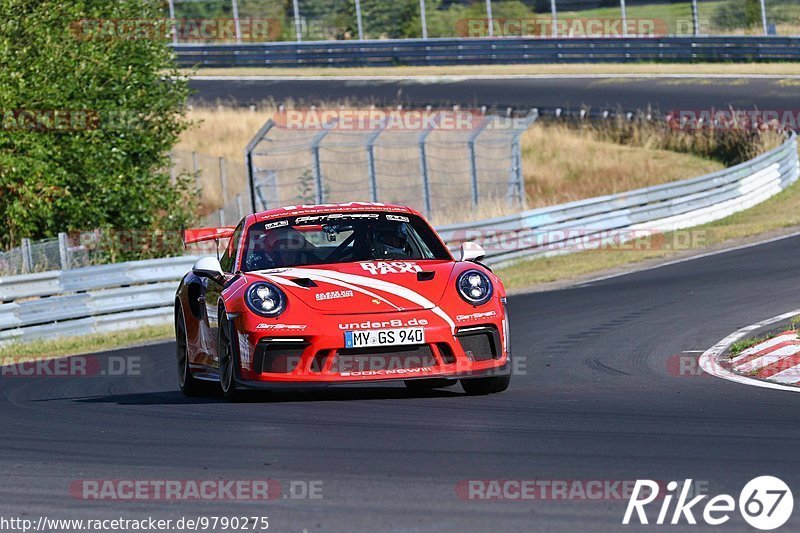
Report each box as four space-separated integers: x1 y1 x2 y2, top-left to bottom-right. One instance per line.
175 202 510 399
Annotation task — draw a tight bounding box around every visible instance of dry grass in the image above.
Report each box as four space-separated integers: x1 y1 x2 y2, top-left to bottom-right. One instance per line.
178 106 722 222
183 63 800 78
177 107 266 162
520 123 723 207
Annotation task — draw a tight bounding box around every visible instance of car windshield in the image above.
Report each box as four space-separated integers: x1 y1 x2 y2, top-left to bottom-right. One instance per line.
241 212 451 271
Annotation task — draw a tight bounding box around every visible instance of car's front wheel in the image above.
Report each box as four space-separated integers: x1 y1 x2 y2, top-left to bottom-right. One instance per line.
175 303 202 396
460 374 510 395
217 310 239 401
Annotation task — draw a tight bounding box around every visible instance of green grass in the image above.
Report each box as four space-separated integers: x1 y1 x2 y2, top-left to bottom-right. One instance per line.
558 1 694 33
729 334 776 357
729 322 800 360
0 324 173 363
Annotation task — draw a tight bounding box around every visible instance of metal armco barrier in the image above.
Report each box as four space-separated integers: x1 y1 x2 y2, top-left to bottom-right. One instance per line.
0 134 797 343
438 133 799 267
0 256 199 344
173 37 800 67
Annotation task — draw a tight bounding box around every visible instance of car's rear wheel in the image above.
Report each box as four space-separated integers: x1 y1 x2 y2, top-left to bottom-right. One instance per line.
404 378 457 391
175 303 202 396
217 309 240 401
460 374 511 395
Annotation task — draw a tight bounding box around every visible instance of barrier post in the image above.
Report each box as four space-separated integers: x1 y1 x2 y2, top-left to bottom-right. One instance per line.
21 239 33 273
219 157 228 202
58 233 70 270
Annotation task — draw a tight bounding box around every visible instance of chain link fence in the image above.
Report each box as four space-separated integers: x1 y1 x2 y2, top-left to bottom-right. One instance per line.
165 0 800 40
170 150 250 227
243 109 537 225
0 234 101 277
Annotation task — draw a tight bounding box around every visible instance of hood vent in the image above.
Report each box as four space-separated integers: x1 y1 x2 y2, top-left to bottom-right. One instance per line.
290 277 318 288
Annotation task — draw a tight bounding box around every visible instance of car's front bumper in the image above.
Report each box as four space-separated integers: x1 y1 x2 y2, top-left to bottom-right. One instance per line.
229 308 509 387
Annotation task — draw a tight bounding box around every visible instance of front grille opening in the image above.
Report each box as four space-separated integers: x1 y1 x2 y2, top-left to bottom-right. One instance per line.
456 327 500 362
436 342 457 364
254 341 308 374
332 345 436 373
310 350 331 373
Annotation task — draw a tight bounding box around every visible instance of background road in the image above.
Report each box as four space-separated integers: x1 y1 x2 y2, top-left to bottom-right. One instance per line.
2 235 800 531
189 76 800 112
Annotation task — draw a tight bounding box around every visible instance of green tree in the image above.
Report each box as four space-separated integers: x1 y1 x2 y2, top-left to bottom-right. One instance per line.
745 0 762 27
0 0 195 257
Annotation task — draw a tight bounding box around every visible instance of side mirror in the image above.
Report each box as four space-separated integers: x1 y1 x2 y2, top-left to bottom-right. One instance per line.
192 256 225 283
460 242 486 262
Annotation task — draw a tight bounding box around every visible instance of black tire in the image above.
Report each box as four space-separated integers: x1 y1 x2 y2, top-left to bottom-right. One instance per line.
217 310 240 401
461 374 511 395
175 303 203 396
404 378 457 391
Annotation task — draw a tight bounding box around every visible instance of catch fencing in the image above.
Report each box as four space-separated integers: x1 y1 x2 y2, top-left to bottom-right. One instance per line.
0 234 98 277
170 150 250 227
0 133 796 344
163 0 796 42
245 109 537 223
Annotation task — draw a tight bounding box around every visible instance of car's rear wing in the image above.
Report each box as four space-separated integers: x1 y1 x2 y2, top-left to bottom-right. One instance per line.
182 226 236 247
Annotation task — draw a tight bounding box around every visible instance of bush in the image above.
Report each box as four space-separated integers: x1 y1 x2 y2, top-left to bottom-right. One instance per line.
0 0 195 258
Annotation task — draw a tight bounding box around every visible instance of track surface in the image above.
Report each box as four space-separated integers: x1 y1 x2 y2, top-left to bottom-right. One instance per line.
189 76 800 111
3 235 800 532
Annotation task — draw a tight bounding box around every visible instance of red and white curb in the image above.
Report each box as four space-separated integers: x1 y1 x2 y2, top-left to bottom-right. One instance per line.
699 309 800 393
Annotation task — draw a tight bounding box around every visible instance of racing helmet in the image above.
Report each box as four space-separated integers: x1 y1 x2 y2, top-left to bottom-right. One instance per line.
368 222 410 259
247 225 308 270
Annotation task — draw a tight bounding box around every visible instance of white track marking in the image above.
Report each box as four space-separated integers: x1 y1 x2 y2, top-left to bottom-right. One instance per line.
729 332 799 364
190 74 800 82
734 344 800 374
769 366 800 384
699 309 800 393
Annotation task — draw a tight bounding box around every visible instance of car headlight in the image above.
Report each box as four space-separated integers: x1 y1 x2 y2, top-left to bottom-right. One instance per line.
245 282 286 317
456 269 493 306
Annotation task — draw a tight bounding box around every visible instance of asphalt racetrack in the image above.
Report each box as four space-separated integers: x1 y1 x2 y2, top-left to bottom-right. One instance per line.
2 234 800 532
189 75 800 113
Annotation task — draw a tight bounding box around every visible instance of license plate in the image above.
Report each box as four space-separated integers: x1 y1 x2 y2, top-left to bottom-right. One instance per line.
344 328 425 348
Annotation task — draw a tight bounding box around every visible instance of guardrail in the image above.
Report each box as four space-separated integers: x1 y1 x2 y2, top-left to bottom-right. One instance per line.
173 36 800 68
0 256 198 344
0 133 797 344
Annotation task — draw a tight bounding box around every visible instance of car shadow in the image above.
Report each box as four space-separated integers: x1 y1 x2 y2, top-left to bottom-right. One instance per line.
68 385 465 405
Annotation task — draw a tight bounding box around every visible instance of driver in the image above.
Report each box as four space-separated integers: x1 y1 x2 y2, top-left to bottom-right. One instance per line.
368 223 411 259
247 226 310 270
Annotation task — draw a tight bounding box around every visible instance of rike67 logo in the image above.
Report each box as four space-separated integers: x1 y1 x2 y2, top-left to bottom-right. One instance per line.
623 477 793 530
